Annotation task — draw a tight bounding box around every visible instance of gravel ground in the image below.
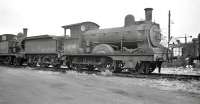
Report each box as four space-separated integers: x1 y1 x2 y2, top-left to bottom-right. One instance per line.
153 67 200 75
0 66 199 104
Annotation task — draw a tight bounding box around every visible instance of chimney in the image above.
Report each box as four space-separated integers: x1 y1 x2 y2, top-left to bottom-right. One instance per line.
144 8 153 22
23 28 28 37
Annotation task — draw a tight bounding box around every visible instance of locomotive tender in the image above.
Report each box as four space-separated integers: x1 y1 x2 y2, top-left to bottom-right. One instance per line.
0 8 164 73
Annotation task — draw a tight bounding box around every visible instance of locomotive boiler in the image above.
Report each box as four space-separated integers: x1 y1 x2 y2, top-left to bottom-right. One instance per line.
62 8 164 73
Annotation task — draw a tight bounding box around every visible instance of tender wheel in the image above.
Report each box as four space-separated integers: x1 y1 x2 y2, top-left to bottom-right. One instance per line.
40 56 51 67
87 65 95 71
5 57 12 65
28 62 37 67
71 64 81 71
27 56 39 67
13 57 21 66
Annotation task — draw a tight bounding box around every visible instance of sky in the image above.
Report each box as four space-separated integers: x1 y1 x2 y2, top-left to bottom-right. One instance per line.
0 0 200 43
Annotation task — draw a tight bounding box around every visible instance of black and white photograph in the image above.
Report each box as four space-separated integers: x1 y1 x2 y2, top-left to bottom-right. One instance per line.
0 0 200 104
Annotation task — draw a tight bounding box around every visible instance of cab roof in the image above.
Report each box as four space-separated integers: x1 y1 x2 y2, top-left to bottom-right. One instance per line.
62 21 99 29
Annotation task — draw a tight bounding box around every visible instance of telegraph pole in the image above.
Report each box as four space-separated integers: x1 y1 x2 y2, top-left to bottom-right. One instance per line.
120 33 124 53
168 10 171 45
167 10 171 62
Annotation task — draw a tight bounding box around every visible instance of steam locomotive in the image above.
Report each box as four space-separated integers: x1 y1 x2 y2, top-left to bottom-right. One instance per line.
0 8 165 74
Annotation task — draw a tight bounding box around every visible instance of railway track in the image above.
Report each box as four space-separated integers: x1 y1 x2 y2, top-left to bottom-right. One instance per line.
57 68 200 81
3 65 200 81
113 73 200 81
77 70 200 81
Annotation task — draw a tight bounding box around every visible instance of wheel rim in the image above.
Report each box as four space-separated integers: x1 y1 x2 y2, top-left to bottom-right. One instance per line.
138 62 151 74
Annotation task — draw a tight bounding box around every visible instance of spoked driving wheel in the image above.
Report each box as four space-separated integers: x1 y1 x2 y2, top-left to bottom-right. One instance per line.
138 62 151 74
